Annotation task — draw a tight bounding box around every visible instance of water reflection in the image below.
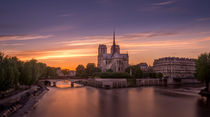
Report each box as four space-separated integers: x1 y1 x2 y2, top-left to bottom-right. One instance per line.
28 87 210 117
196 98 210 117
56 80 71 88
55 80 83 88
96 89 129 117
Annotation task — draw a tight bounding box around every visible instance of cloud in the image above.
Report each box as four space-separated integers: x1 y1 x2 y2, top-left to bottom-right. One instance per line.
0 43 24 46
4 31 210 69
49 31 180 51
119 32 177 40
36 53 96 60
139 0 177 12
152 0 176 6
0 34 53 41
9 48 97 60
196 17 210 22
38 25 73 33
54 32 177 47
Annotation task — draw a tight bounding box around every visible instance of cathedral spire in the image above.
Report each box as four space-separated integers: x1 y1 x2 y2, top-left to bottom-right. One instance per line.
111 29 116 56
113 30 116 46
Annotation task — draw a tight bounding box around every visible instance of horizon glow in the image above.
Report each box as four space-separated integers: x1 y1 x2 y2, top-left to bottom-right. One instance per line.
1 0 210 70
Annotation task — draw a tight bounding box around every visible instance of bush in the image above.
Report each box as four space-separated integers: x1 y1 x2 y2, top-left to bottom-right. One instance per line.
94 72 130 78
142 72 162 78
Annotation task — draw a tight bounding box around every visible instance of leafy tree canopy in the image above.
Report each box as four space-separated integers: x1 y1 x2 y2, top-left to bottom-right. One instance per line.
196 53 210 91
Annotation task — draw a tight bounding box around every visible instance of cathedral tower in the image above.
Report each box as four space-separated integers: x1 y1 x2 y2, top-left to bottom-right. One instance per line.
97 44 107 68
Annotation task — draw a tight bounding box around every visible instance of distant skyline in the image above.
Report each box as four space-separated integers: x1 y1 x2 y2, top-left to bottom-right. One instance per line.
1 0 210 70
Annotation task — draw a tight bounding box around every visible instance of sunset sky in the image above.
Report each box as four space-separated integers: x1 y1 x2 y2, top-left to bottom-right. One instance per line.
1 0 210 70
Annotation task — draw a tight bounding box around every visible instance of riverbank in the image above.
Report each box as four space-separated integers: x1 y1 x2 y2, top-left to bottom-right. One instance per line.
10 89 48 117
0 84 48 117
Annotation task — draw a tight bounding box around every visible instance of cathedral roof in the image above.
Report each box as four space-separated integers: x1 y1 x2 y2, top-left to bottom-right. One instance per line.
112 52 121 59
102 53 128 59
103 54 112 59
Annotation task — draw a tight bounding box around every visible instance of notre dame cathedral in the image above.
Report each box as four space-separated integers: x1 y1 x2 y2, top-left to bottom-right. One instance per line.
97 32 129 72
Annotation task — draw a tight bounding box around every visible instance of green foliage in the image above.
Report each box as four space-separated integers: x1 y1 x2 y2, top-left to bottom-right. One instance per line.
125 65 143 78
125 65 163 79
0 53 21 91
37 62 47 77
86 63 101 77
156 72 163 78
19 59 48 85
195 53 210 91
142 72 162 78
196 53 210 81
76 65 87 77
46 67 57 78
0 52 58 91
76 63 101 78
94 72 130 78
106 69 113 72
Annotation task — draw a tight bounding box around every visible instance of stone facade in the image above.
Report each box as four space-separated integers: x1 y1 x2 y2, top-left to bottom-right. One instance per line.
137 63 149 71
56 68 64 76
153 57 196 78
67 70 76 77
87 79 127 88
97 32 129 72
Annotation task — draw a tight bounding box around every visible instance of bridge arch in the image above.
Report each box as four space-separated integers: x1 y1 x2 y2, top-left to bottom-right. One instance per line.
39 79 85 88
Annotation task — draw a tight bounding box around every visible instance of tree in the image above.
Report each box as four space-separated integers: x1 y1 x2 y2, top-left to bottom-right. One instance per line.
86 63 96 76
0 53 21 91
0 52 60 91
156 72 163 78
76 65 87 77
125 65 143 78
20 59 39 85
37 62 47 77
46 67 57 78
196 53 210 91
19 59 49 85
86 63 101 77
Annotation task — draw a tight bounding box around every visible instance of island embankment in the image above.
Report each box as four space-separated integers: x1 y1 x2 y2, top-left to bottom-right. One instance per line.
0 83 48 117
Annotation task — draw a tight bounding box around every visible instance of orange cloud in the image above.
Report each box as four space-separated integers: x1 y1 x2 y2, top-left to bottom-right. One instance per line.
0 34 53 41
152 0 176 6
3 32 210 70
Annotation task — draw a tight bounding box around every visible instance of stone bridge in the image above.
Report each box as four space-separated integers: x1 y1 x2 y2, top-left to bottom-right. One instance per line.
39 78 87 87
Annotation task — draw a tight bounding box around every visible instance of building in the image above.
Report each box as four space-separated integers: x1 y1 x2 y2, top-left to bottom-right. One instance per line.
56 68 64 76
137 63 149 71
97 31 129 72
56 68 76 77
67 70 76 77
153 57 196 78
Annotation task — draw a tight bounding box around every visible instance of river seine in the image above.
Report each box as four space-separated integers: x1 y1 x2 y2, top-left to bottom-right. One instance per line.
28 81 210 117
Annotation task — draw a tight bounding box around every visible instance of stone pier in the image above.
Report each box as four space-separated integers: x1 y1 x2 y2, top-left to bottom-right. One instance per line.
87 79 127 89
136 78 165 86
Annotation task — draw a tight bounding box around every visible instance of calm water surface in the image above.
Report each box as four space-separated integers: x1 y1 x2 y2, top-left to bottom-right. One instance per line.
28 81 210 117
